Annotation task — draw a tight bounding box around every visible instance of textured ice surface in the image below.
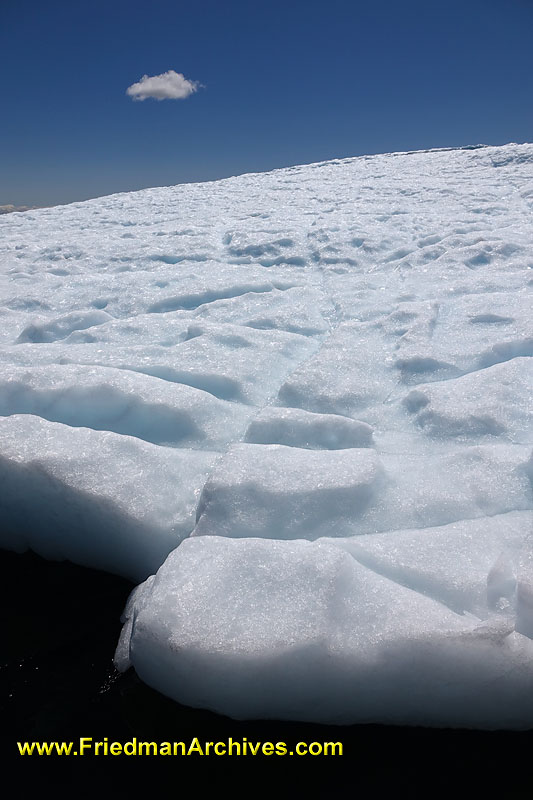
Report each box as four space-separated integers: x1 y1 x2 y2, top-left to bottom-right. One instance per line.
403 358 533 441
1 142 533 727
115 536 533 727
0 363 253 448
0 415 217 580
336 511 533 618
193 443 384 540
245 406 374 449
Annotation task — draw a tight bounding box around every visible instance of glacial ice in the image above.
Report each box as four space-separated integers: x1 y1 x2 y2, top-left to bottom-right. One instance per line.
115 535 533 727
192 443 384 540
1 142 532 727
0 415 217 580
245 406 374 449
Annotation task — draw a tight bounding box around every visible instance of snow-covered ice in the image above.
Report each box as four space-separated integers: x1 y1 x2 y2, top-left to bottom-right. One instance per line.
115 535 533 727
1 142 532 727
0 415 217 580
193 443 384 541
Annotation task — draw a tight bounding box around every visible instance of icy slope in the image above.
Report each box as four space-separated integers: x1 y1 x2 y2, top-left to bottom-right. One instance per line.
1 143 532 727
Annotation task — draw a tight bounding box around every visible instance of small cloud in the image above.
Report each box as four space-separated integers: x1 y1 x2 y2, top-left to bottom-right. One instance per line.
126 70 201 101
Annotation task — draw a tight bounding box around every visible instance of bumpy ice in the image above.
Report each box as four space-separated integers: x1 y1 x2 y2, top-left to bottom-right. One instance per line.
1 143 532 726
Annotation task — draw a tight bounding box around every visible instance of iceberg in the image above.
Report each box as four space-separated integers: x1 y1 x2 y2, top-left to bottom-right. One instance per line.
1 143 532 727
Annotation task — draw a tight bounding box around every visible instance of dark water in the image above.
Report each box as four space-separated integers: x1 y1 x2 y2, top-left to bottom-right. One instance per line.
1 549 531 792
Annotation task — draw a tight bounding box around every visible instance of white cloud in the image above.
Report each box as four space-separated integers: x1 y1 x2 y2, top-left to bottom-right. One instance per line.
126 70 200 101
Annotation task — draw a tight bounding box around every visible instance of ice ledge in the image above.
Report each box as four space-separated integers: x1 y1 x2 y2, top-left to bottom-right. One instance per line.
116 532 533 728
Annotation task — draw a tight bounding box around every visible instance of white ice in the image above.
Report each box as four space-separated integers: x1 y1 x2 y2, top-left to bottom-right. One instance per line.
115 535 533 727
1 142 532 727
0 415 217 580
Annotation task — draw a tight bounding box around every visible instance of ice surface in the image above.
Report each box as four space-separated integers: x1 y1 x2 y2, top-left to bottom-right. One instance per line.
278 320 393 416
193 443 384 540
0 415 217 580
357 443 533 534
245 406 374 449
1 142 533 727
335 511 532 617
0 323 318 405
402 358 533 441
0 363 252 449
116 536 533 727
17 309 114 344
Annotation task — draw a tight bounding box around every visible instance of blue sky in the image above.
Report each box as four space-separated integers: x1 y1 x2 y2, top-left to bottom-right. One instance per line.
2 0 532 206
